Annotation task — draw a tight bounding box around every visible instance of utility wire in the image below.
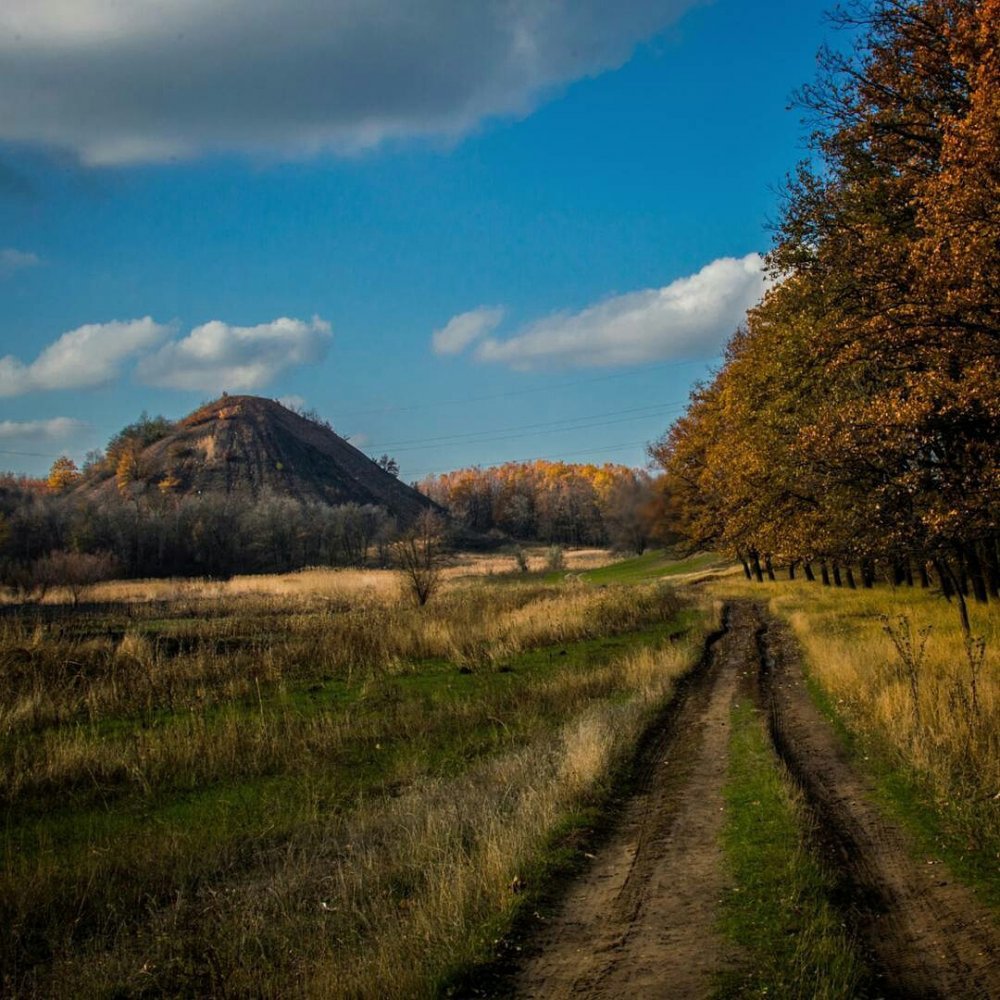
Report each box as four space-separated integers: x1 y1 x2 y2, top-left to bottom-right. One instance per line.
327 357 710 420
377 408 683 455
362 400 687 450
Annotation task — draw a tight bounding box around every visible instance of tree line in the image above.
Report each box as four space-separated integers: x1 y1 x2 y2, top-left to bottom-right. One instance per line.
652 0 998 616
419 460 661 552
0 474 396 592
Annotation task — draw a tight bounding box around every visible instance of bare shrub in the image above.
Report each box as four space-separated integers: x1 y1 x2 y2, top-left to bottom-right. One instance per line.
393 512 444 606
36 550 120 606
545 545 566 572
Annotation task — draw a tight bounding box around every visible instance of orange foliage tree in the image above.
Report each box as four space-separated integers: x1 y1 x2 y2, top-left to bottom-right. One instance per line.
420 461 655 548
652 0 999 606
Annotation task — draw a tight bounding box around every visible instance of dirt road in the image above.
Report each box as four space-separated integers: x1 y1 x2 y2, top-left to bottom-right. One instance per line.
510 601 1000 999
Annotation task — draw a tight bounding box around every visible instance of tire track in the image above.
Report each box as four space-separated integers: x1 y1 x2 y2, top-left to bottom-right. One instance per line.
514 604 758 999
757 609 1000 999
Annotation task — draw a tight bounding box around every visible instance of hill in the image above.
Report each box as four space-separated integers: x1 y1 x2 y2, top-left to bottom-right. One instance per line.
81 395 435 524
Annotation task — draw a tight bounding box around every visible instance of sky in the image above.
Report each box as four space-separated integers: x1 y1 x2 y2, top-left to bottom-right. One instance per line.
0 0 837 482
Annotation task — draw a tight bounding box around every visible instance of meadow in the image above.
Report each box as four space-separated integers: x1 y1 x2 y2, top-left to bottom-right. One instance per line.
1 550 712 997
3 547 997 997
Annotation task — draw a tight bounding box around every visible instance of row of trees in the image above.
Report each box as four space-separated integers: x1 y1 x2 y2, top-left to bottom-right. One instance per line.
419 460 661 552
652 0 999 615
0 476 396 583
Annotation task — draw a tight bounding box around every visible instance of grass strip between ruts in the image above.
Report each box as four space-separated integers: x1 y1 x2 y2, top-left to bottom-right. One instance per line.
716 696 871 999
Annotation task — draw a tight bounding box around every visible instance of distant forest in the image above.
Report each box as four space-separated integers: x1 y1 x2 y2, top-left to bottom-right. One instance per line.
0 423 661 590
419 461 662 551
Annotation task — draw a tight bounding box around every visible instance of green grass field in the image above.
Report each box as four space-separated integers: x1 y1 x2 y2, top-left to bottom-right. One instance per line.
1 570 709 997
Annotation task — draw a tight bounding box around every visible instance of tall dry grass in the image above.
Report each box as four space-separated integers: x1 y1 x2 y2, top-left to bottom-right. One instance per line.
711 577 999 859
0 579 677 739
2 570 709 996
24 636 706 999
5 547 617 608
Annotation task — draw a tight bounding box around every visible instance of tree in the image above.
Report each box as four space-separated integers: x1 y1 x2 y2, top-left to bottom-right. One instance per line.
604 472 656 555
375 454 400 477
47 456 80 493
35 550 119 606
652 0 999 606
393 511 444 606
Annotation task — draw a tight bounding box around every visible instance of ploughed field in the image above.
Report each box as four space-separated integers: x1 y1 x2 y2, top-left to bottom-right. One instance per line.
2 554 998 998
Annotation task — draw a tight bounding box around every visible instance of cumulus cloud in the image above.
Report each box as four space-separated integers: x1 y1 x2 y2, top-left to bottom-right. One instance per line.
0 1 700 165
0 248 41 277
0 417 87 441
277 394 307 412
432 306 505 356
472 254 770 370
136 316 332 391
0 317 169 396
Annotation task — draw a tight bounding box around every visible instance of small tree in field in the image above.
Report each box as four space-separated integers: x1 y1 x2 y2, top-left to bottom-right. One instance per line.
393 511 444 606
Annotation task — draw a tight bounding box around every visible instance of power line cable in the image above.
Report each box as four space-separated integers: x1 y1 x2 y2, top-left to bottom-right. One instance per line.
362 399 687 450
404 438 658 480
378 407 684 454
327 357 710 420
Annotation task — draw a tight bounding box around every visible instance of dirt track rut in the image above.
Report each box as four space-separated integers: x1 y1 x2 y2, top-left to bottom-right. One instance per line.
511 601 1000 999
760 614 1000 999
515 604 753 998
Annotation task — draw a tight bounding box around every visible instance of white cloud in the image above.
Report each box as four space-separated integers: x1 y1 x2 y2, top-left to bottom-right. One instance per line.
0 248 41 277
473 253 770 370
278 394 307 412
0 417 87 441
136 316 332 391
432 306 505 356
0 1 701 165
0 317 169 396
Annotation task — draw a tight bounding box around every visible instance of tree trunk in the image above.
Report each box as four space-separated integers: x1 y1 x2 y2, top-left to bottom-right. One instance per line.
861 559 875 588
803 562 815 582
904 560 914 587
963 543 989 604
750 550 764 583
820 561 830 586
918 562 930 588
956 551 970 596
892 562 905 586
788 560 797 581
832 563 843 587
738 551 752 581
983 539 1000 598
845 566 857 589
764 555 776 582
933 558 954 600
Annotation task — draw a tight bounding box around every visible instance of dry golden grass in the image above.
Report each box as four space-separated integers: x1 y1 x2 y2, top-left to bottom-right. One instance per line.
5 547 619 608
29 632 707 999
83 566 405 606
1 566 710 997
708 575 999 858
0 579 677 741
439 546 618 580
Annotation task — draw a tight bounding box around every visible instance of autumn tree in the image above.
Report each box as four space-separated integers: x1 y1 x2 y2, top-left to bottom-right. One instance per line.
653 0 999 604
47 456 81 493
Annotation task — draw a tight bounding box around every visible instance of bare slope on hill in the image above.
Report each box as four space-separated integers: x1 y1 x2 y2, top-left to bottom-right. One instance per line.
82 395 435 524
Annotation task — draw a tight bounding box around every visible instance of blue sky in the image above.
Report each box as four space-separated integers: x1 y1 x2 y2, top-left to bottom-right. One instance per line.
0 0 835 481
